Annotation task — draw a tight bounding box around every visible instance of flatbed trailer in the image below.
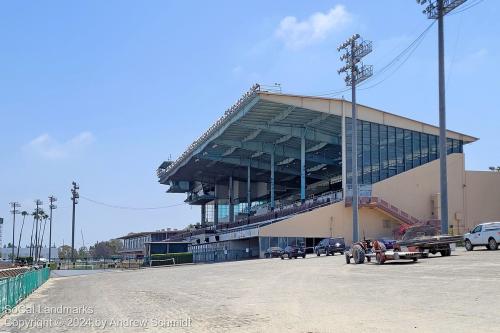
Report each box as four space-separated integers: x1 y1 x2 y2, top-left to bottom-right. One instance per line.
345 240 421 265
396 235 463 257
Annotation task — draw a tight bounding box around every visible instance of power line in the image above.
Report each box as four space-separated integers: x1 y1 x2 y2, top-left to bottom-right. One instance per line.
449 0 484 15
79 195 186 210
305 21 436 98
359 21 435 91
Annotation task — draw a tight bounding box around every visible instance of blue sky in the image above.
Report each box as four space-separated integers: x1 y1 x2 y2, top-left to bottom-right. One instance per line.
0 0 498 249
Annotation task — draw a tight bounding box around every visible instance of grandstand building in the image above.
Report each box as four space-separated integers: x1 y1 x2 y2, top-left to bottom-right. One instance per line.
157 85 500 262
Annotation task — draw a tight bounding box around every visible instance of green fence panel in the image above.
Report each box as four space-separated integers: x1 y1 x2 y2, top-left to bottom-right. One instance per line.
0 268 50 315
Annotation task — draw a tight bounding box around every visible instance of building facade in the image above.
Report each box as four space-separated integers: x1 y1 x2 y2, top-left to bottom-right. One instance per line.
117 229 182 259
157 85 500 261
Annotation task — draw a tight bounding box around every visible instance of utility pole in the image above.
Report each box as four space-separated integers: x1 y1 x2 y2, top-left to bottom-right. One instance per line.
337 34 373 243
48 196 57 263
71 182 79 265
417 0 467 235
9 202 20 263
34 199 43 263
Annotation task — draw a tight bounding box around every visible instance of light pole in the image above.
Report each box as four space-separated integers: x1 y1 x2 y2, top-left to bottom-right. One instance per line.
48 196 57 263
34 200 43 263
337 34 373 243
9 202 20 263
71 182 79 265
417 0 468 235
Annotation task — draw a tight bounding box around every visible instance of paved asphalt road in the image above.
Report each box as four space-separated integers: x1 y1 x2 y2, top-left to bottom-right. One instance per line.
0 248 499 333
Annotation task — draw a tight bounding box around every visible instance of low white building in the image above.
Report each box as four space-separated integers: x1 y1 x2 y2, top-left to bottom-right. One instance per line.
0 247 58 260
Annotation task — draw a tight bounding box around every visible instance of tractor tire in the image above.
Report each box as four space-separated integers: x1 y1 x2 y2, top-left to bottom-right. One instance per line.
352 245 365 264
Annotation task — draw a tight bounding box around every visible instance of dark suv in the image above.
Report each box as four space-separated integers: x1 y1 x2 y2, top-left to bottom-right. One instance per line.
280 245 306 259
264 247 283 258
314 237 345 256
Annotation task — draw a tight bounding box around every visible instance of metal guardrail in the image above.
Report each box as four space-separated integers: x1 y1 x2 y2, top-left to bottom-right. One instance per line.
0 267 50 315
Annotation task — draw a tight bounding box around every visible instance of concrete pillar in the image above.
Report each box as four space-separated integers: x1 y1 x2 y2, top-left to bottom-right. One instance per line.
270 151 275 210
247 164 251 214
201 204 206 225
213 184 219 225
229 176 234 223
341 100 347 199
301 132 306 202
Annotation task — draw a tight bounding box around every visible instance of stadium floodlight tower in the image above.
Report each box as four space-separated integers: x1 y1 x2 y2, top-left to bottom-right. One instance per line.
48 195 57 263
337 34 373 243
71 182 79 265
417 0 467 235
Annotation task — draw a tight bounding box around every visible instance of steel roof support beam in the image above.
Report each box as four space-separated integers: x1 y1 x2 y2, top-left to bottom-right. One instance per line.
197 154 327 180
269 105 296 124
236 122 341 145
212 139 338 166
305 112 330 127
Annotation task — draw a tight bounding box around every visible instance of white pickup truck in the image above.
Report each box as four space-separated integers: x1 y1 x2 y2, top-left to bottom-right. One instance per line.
464 222 500 251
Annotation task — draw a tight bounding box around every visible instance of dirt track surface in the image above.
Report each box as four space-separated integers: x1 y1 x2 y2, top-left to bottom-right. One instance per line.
0 248 499 333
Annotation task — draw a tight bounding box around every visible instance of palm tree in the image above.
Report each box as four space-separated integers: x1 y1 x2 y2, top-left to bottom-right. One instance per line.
16 211 28 259
29 210 37 258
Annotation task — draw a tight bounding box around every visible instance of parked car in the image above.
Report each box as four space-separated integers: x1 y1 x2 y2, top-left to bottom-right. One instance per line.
378 238 397 250
464 222 500 251
314 237 345 256
280 245 306 259
264 247 283 258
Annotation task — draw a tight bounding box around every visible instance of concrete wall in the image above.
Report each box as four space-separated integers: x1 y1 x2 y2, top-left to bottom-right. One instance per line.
259 201 399 244
259 153 500 243
372 154 466 229
464 171 500 229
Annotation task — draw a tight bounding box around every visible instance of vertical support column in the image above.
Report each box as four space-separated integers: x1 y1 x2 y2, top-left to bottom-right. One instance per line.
341 100 347 199
270 151 275 210
247 163 251 215
300 131 306 202
201 204 206 226
213 183 219 225
351 47 360 243
229 176 234 223
437 0 448 235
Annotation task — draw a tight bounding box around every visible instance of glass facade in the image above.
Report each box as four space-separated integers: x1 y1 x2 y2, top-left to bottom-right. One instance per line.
346 117 463 185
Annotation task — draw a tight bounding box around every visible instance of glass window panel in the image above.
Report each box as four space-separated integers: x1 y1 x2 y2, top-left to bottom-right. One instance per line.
396 128 405 174
421 133 429 164
380 125 388 180
447 138 453 154
412 131 421 167
429 135 438 161
404 129 413 171
370 123 379 183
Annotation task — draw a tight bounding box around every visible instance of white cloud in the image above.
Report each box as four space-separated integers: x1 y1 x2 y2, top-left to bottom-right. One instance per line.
24 131 95 159
275 5 351 49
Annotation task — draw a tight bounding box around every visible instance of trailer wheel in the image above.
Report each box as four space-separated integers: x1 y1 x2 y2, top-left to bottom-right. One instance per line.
352 245 365 264
412 257 418 262
345 252 350 264
375 252 385 265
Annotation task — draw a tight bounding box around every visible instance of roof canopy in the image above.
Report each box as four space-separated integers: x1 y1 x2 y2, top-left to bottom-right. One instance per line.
158 85 477 191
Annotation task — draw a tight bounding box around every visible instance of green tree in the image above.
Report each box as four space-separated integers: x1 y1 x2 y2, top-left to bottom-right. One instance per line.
58 245 77 260
78 246 88 259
